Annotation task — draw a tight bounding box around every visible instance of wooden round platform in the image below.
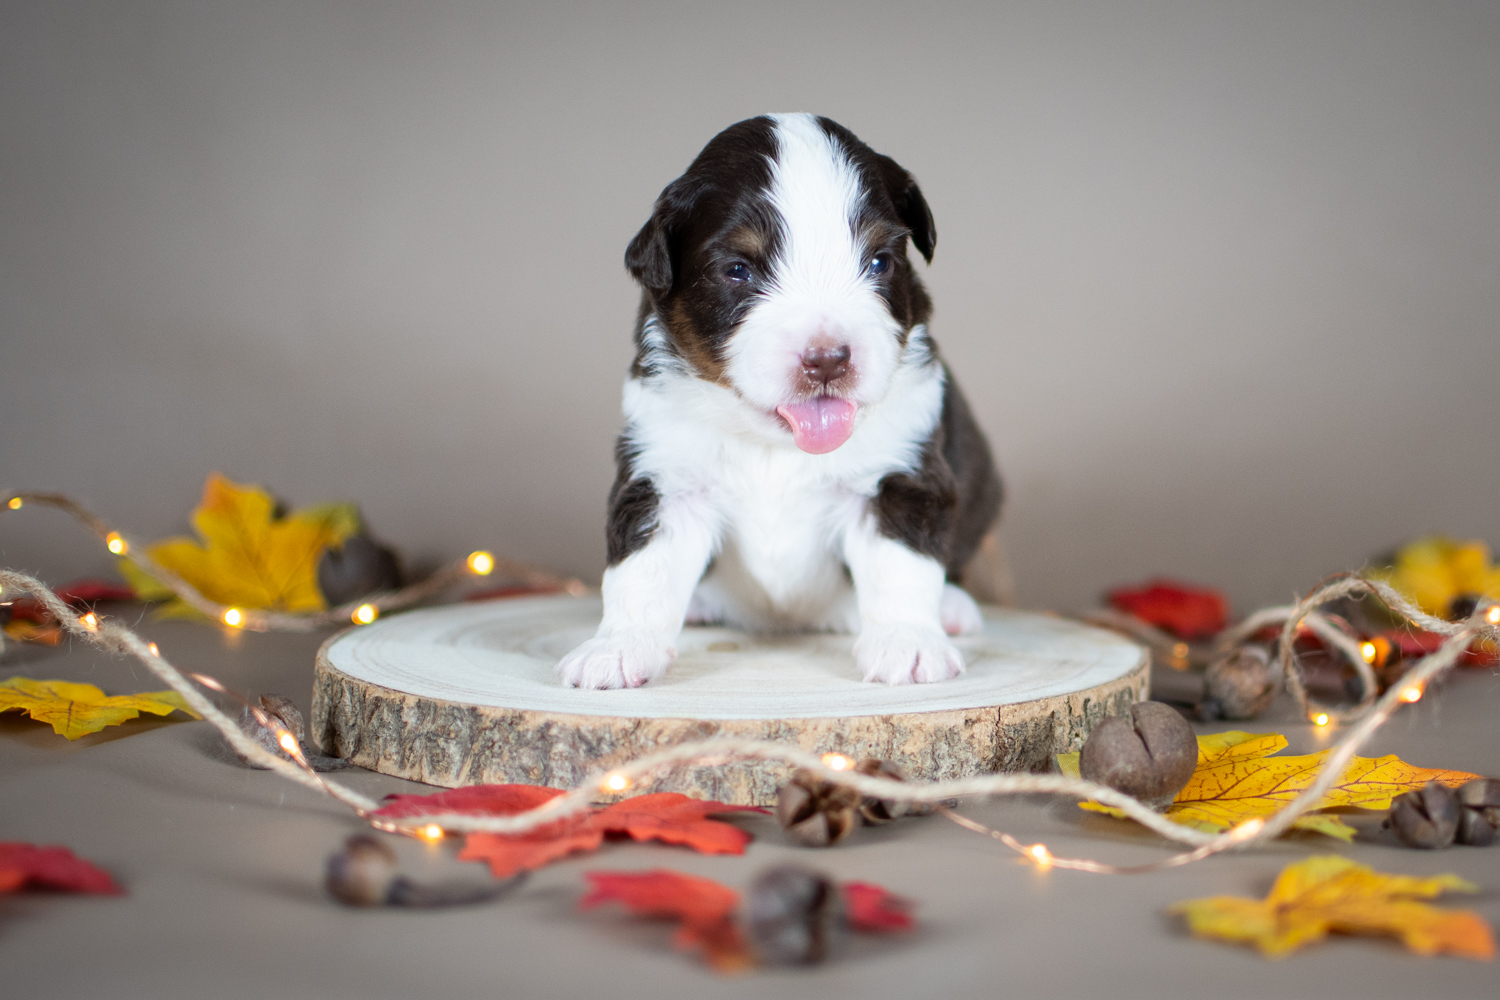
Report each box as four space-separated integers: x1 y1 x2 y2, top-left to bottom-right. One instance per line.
311 596 1149 805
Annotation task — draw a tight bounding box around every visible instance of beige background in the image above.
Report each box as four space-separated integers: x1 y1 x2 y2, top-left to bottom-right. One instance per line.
2 0 1497 614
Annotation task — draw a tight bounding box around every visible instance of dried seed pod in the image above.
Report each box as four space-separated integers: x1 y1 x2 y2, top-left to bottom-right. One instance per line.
1456 779 1500 847
318 532 403 606
1389 781 1460 849
743 864 845 965
1201 645 1277 720
853 758 924 825
1078 701 1198 809
237 694 356 772
776 770 861 847
325 835 398 906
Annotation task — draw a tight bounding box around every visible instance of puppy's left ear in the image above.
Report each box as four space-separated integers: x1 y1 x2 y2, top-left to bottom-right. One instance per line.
876 155 936 264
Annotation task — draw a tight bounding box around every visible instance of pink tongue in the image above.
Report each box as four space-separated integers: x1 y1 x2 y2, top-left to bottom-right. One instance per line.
776 398 859 454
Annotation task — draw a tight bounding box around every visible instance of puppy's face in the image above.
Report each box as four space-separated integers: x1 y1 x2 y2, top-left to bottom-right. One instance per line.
627 114 935 454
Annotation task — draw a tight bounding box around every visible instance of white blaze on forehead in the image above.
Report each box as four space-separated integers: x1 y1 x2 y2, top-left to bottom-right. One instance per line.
720 113 905 423
765 113 867 299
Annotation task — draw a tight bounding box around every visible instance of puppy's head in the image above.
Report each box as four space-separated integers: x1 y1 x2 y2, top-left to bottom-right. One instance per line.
627 114 935 454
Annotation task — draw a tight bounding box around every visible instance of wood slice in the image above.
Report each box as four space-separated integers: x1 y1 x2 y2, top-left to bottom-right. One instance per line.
312 596 1149 806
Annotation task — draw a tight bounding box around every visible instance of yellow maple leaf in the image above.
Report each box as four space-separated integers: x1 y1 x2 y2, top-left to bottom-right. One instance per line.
1172 855 1496 959
1058 731 1480 841
0 677 200 739
1367 535 1500 617
119 473 358 618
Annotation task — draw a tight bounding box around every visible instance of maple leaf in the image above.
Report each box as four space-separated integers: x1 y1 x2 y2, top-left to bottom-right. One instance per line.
1172 855 1495 959
1368 536 1500 618
0 677 200 739
1106 579 1228 640
0 842 122 894
582 869 751 971
119 473 359 617
1059 731 1480 840
371 785 766 879
8 579 137 624
842 882 916 932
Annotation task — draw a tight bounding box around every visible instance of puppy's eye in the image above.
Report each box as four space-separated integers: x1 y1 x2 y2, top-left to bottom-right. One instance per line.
866 254 891 277
724 262 752 283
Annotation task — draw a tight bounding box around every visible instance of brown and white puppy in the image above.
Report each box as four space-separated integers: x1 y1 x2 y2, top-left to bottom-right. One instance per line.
558 114 1001 689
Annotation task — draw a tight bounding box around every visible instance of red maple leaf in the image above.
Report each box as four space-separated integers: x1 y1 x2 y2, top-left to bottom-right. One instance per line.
582 869 751 971
1107 579 1229 640
372 786 765 879
9 579 138 623
0 842 122 895
843 881 916 932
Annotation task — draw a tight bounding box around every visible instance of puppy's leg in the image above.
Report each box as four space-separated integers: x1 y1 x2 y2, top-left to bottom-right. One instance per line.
557 501 716 689
940 583 984 636
844 516 965 684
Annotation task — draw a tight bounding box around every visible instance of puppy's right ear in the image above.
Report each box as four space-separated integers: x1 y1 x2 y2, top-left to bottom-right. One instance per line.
626 178 693 299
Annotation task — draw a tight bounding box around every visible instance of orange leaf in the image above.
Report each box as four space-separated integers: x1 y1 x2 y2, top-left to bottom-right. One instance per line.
594 793 765 854
1172 855 1495 959
0 843 122 894
582 869 752 972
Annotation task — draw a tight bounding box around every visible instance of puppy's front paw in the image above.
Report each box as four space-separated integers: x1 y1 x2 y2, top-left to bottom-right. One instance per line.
556 632 674 689
940 583 984 636
854 624 966 685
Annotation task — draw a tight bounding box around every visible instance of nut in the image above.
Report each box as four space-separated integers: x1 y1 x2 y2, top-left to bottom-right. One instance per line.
743 864 844 965
1078 701 1198 809
1456 778 1500 847
1389 781 1460 849
776 770 861 847
1201 645 1277 720
325 835 398 906
853 758 926 825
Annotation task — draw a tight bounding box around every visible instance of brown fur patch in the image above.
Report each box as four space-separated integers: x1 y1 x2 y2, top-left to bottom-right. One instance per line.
667 299 732 386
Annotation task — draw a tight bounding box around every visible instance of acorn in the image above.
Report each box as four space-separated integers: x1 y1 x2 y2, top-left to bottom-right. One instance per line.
776 769 861 847
1201 645 1277 720
1456 779 1500 847
853 758 926 825
742 864 845 965
324 834 527 908
1078 701 1198 809
317 532 403 606
1388 781 1460 849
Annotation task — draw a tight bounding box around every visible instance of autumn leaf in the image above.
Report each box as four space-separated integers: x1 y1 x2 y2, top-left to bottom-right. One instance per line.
119 473 359 617
7 579 137 624
843 882 916 932
0 677 200 739
1059 731 1481 840
582 869 751 971
1106 579 1228 640
1172 855 1495 959
1368 536 1500 618
372 785 766 879
0 842 122 894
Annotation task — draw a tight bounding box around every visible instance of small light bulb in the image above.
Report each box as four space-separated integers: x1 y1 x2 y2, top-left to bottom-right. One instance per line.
222 608 244 628
1172 642 1189 660
821 753 854 771
467 551 495 576
420 824 444 842
1399 685 1423 703
1360 641 1377 664
1230 817 1266 841
148 642 160 657
1313 713 1330 727
79 612 99 631
1028 843 1053 868
352 603 379 625
1487 606 1500 626
105 531 128 555
6 497 21 510
277 730 299 754
602 772 631 793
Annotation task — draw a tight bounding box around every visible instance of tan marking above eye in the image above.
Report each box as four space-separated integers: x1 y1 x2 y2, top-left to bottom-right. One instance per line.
723 226 768 258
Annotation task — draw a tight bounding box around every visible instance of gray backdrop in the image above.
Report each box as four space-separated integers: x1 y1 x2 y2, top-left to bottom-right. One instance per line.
3 0 1497 615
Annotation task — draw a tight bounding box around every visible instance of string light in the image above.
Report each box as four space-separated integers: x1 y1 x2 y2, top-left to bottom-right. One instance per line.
821 753 854 771
601 772 631 793
277 730 300 755
221 608 244 628
148 642 160 657
105 531 128 555
79 612 99 631
1360 641 1377 664
1313 713 1330 727
1399 685 1423 704
419 824 444 843
1027 843 1054 868
6 497 20 510
1229 817 1266 841
1488 606 1500 626
352 603 379 625
467 551 495 576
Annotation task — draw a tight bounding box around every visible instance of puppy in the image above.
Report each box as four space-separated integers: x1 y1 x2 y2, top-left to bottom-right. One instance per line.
558 114 1002 690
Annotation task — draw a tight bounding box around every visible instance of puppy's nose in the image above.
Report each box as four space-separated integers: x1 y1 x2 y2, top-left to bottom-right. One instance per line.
801 344 851 386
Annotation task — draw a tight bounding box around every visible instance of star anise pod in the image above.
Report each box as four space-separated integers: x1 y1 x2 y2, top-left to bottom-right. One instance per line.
776 769 860 847
852 758 930 824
